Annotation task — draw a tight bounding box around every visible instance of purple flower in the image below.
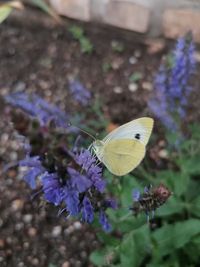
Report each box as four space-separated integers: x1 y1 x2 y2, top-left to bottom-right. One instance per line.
99 210 112 232
19 155 45 189
69 80 91 106
19 147 115 231
63 183 80 216
67 167 92 193
148 35 196 131
74 149 106 193
23 167 43 189
81 196 94 223
4 92 69 128
132 189 140 202
41 172 63 206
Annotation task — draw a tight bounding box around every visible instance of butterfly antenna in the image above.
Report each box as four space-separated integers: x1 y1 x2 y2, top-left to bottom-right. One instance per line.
67 122 96 141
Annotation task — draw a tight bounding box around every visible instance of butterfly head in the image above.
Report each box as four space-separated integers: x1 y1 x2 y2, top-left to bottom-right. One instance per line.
92 140 104 160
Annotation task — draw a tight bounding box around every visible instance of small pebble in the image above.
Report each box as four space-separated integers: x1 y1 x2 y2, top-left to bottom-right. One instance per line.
32 258 39 266
134 50 141 58
0 239 5 249
1 133 9 142
64 225 74 235
23 242 29 249
52 226 62 237
128 83 138 92
194 51 200 62
129 56 137 65
142 81 153 91
23 214 33 224
113 86 123 94
111 58 123 70
6 237 12 244
62 261 70 267
73 221 82 230
15 223 24 231
14 81 26 92
158 149 168 159
28 227 37 237
10 151 18 161
11 199 24 211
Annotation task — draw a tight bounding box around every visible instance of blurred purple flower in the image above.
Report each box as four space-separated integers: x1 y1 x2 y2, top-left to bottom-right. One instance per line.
69 80 91 106
148 35 196 131
4 92 69 128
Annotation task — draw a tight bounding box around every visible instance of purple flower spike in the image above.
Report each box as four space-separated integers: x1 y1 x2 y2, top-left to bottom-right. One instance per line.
148 34 196 132
4 92 70 129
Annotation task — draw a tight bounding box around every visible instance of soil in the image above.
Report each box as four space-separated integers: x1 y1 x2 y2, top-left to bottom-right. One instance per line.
0 7 199 267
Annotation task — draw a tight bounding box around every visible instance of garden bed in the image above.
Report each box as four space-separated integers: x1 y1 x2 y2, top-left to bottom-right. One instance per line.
0 8 200 267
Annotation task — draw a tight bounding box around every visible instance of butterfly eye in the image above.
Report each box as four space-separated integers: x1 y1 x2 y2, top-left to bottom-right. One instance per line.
135 133 141 140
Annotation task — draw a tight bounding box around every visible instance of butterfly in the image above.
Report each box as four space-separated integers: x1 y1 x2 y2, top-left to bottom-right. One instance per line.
92 117 154 176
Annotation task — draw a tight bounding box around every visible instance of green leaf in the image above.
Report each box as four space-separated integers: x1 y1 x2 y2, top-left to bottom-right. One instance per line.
129 72 143 83
0 5 12 24
90 250 107 266
120 175 141 207
152 219 200 259
156 197 184 216
168 172 189 196
97 232 120 247
80 37 93 54
111 40 124 53
30 0 61 22
120 225 150 267
190 196 200 218
69 25 84 39
90 248 115 267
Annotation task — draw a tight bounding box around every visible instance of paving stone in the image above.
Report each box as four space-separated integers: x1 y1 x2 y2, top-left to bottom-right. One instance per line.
104 0 151 33
163 9 200 42
50 0 91 21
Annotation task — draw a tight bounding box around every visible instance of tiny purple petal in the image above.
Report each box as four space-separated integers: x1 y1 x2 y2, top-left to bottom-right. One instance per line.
81 196 94 223
132 189 140 201
99 210 112 232
67 167 92 193
24 167 43 189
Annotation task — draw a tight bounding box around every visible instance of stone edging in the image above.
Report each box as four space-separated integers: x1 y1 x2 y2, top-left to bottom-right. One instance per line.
49 0 200 42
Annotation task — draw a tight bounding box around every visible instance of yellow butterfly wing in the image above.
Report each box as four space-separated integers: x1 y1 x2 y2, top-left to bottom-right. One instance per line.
102 139 145 176
103 117 154 146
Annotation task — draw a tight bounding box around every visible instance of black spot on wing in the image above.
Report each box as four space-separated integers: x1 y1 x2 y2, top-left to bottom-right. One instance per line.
135 133 141 140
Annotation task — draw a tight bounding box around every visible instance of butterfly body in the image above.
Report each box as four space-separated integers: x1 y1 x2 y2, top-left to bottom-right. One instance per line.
92 117 154 176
